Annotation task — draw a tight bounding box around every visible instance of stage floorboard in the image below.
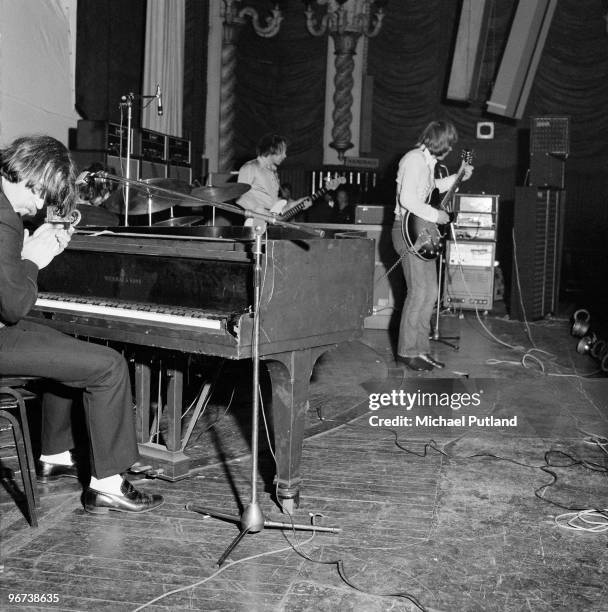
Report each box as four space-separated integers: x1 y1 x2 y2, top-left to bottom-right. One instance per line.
1 308 607 611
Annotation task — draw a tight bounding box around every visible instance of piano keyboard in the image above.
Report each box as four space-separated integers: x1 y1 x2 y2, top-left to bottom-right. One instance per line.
35 294 223 330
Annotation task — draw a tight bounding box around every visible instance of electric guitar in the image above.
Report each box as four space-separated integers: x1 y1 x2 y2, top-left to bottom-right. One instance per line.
272 176 347 221
402 149 473 260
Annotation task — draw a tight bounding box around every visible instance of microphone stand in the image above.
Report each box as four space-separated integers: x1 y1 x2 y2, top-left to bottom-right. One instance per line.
118 89 162 227
187 220 339 566
431 164 460 350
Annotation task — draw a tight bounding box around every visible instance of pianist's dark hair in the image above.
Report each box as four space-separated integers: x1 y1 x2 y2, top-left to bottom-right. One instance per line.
256 133 288 157
417 120 458 157
0 135 77 214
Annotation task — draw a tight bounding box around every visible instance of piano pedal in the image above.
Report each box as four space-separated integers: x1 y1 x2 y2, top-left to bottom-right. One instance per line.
128 461 154 474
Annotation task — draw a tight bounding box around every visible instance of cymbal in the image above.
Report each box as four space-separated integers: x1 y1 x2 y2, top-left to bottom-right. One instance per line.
104 178 193 215
152 215 205 227
190 183 250 204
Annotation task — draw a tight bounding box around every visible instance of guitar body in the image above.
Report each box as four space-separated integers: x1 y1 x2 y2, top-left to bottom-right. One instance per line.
403 212 445 260
401 149 472 261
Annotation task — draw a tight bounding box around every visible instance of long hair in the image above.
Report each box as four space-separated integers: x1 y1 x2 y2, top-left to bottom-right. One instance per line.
416 120 458 157
256 133 287 157
0 135 76 213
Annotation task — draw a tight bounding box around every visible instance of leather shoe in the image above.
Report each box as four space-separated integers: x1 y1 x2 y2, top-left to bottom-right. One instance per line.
36 459 78 483
83 479 164 514
396 356 433 371
420 354 445 369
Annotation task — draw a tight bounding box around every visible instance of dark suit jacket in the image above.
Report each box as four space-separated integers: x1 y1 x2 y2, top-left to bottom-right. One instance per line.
0 189 39 325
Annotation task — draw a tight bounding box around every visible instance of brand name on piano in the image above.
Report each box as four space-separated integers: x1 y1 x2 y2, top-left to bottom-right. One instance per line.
103 274 143 285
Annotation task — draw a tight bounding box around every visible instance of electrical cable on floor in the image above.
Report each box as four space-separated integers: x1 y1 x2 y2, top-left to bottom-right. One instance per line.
316 404 608 538
259 391 428 611
130 532 318 612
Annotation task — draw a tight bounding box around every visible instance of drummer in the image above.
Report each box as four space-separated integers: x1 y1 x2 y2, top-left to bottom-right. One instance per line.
77 162 115 207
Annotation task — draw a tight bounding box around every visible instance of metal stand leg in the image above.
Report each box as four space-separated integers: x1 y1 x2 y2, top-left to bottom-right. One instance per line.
431 251 460 350
187 225 340 566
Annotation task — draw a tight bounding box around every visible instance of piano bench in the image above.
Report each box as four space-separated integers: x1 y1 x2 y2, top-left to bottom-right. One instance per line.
0 376 40 527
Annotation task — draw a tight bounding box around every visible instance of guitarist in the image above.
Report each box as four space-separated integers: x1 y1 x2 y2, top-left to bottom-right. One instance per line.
391 120 473 372
236 133 307 227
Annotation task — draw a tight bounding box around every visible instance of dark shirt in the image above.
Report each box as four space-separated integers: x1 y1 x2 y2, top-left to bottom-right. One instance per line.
0 189 39 324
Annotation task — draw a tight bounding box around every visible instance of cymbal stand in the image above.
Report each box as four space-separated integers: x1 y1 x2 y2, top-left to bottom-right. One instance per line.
431 225 459 350
186 221 339 567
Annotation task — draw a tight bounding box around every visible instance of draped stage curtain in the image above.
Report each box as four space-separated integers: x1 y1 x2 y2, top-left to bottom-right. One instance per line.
233 1 329 169
142 0 185 136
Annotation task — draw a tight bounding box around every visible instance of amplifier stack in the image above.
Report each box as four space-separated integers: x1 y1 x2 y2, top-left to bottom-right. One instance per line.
443 193 499 311
70 119 192 184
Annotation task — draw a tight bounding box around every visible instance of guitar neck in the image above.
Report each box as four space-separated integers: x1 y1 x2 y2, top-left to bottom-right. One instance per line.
280 186 329 221
438 166 466 212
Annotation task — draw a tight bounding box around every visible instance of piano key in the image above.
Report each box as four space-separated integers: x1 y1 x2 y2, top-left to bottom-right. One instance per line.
34 296 222 330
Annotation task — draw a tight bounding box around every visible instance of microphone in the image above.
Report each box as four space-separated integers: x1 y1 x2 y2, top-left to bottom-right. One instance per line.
156 83 163 116
75 171 93 186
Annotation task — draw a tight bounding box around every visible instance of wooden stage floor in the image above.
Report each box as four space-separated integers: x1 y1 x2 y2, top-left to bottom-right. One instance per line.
1 308 608 611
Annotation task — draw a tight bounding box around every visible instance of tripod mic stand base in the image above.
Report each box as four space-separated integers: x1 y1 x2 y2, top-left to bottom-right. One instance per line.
186 501 341 566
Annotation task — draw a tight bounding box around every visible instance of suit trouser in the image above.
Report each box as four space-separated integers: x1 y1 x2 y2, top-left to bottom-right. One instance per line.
0 319 139 478
391 219 437 358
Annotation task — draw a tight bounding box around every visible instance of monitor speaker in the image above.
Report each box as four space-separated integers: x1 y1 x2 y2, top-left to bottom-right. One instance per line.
486 0 557 119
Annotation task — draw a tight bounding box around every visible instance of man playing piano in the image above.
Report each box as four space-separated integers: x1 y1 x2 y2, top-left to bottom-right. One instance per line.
0 135 163 514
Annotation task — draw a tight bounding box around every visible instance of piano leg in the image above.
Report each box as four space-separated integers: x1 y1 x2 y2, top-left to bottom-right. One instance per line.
264 347 328 513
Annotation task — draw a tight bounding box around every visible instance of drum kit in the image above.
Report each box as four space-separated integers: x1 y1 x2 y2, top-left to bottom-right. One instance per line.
81 177 251 228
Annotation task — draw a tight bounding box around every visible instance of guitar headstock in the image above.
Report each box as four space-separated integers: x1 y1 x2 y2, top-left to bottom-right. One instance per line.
460 149 474 164
323 175 348 191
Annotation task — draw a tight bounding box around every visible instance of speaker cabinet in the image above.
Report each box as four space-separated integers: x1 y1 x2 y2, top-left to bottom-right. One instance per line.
167 164 192 184
510 187 565 320
70 150 140 179
529 116 569 189
486 0 557 119
140 160 166 180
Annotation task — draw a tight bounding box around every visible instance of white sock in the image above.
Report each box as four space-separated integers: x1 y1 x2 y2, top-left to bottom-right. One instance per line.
89 474 124 495
40 450 73 466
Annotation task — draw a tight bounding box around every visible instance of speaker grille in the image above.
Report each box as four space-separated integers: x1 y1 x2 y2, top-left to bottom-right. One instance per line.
530 116 570 155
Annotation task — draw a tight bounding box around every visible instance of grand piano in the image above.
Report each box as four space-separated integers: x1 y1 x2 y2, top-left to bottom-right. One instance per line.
26 225 374 509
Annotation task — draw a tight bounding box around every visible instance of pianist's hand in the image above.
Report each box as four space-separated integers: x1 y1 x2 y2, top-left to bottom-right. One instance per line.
21 223 73 270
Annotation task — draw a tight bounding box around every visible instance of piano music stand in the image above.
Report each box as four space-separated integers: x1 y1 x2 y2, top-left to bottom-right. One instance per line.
187 223 340 567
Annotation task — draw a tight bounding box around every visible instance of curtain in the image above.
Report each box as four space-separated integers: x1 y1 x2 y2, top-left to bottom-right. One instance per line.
142 0 185 136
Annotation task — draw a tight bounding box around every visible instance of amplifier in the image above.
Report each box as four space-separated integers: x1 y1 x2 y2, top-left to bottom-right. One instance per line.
139 129 166 162
76 120 133 156
443 265 495 310
443 240 495 311
452 193 499 241
167 136 191 165
355 205 391 225
446 240 495 268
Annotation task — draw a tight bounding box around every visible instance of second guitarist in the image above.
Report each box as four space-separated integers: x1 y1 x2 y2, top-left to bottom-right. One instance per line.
391 120 473 372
